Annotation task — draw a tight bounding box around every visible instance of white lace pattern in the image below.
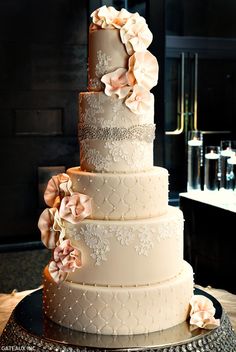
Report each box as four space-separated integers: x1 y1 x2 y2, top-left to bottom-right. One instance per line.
69 219 182 265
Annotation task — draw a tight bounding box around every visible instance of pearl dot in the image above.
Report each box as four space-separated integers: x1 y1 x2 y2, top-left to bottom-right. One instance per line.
89 179 93 183
83 310 86 314
96 188 100 192
76 317 79 320
58 304 61 307
63 297 66 300
69 307 72 310
83 292 86 296
90 320 93 323
90 303 93 306
75 300 78 303
69 290 72 293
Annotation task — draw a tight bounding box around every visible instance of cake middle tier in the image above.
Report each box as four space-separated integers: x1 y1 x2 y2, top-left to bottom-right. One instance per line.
79 92 155 173
65 206 184 286
67 167 168 220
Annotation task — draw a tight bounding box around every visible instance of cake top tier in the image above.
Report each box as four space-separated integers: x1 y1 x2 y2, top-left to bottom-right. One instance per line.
88 6 158 115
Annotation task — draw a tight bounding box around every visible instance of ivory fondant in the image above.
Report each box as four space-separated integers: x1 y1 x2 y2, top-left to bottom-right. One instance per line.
42 6 194 336
66 167 168 220
43 261 193 335
79 92 154 128
64 206 183 286
88 28 129 91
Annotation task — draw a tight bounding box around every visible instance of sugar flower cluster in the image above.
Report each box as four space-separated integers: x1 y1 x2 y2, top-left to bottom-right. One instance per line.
38 173 92 283
189 295 220 330
91 6 158 114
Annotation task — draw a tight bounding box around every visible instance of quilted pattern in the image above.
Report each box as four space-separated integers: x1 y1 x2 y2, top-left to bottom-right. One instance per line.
67 167 168 220
43 262 193 335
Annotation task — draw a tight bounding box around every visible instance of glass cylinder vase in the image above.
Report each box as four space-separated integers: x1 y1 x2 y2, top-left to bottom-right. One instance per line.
220 140 235 189
187 131 203 191
204 146 220 191
226 152 236 191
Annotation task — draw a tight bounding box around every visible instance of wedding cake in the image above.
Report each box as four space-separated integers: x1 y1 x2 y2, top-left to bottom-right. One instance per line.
39 6 194 335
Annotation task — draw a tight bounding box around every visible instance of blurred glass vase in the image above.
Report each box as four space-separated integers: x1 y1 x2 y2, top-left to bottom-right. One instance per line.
204 146 220 191
187 131 203 191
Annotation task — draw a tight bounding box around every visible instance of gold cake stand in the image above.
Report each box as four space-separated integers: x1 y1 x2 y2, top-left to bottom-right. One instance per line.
0 288 235 351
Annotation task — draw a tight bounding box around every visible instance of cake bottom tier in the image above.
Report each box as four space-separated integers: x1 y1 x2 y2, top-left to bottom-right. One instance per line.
43 261 193 335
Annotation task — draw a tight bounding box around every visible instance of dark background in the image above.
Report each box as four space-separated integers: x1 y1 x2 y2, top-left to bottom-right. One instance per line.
0 0 88 245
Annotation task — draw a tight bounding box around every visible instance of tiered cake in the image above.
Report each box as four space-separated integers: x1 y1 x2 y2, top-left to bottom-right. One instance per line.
40 6 194 335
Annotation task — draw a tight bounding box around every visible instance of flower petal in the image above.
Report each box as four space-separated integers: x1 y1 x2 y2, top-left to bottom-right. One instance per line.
38 208 60 249
125 85 154 114
48 260 68 284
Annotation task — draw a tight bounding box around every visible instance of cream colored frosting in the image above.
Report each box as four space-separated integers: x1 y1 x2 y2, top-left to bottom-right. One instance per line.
80 139 153 173
43 261 193 335
43 5 194 336
64 206 183 286
66 167 168 220
88 29 129 91
79 91 154 128
78 90 155 173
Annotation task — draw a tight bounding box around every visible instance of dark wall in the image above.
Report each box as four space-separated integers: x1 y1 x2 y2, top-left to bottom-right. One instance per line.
0 0 88 244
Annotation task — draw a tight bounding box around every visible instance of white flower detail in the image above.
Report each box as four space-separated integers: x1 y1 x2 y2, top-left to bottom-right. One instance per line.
114 226 135 245
135 227 155 256
80 224 113 265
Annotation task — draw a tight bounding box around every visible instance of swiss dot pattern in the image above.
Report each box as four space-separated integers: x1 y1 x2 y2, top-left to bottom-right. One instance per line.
67 167 168 220
43 263 193 335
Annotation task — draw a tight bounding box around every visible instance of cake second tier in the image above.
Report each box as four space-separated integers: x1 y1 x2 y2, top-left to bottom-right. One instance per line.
67 166 168 220
63 206 183 286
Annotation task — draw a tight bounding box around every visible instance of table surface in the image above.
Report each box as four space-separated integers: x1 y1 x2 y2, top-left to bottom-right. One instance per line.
180 190 236 213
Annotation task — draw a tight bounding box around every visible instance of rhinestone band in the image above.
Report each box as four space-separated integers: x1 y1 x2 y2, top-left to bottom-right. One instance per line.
78 123 156 143
1 311 236 351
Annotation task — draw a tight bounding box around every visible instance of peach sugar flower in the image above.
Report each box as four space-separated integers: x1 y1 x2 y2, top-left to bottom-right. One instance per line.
127 51 158 90
120 13 153 55
189 295 220 330
101 68 131 98
125 85 154 115
48 239 81 284
91 6 132 29
44 173 72 208
38 208 61 249
59 192 92 224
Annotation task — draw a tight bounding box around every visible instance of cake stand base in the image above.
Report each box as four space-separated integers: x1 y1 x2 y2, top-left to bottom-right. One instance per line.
0 288 235 351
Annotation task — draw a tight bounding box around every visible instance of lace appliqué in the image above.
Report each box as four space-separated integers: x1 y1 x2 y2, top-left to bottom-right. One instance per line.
80 140 151 172
95 50 112 78
80 93 106 126
80 140 113 172
68 219 181 265
79 224 113 265
88 50 112 90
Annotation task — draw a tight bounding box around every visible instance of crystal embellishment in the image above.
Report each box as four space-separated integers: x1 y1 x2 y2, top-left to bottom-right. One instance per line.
79 124 156 143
